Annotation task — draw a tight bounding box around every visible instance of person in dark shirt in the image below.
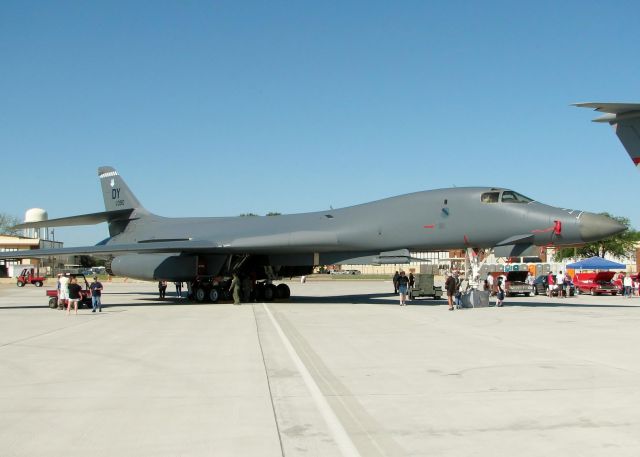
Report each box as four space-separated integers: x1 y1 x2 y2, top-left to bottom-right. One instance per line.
158 280 167 299
67 277 83 315
90 276 103 312
392 271 400 294
445 273 457 311
397 271 410 306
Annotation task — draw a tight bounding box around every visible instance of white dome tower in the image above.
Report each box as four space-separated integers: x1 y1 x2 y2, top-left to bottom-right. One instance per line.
24 208 48 239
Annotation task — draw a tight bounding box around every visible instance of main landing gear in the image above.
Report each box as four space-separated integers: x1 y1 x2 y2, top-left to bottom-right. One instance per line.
189 278 290 303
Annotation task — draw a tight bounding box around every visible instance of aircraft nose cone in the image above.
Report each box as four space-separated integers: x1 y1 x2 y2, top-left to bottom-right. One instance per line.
579 212 626 242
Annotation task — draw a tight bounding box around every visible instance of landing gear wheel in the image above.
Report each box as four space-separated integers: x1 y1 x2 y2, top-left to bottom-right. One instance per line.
263 284 277 302
208 287 221 303
276 284 290 299
194 287 207 303
49 298 57 308
35 281 43 287
16 281 24 287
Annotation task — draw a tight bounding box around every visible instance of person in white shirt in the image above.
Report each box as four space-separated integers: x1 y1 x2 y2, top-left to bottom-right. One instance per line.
58 274 70 310
623 275 633 298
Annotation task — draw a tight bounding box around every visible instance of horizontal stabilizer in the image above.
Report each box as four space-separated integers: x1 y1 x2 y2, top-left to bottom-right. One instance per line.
574 102 640 122
0 239 222 260
575 102 640 168
14 209 135 229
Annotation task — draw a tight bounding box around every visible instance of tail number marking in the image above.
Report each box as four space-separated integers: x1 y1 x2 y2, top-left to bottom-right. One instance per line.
111 188 125 206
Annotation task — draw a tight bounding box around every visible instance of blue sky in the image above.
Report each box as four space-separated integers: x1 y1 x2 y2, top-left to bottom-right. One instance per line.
1 1 638 246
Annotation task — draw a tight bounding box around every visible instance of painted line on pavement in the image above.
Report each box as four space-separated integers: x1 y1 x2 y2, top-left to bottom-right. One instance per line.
262 303 362 457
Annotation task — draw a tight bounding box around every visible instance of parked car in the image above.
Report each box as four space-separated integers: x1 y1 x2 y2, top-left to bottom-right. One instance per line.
532 274 576 297
573 271 619 296
489 271 535 297
329 269 361 275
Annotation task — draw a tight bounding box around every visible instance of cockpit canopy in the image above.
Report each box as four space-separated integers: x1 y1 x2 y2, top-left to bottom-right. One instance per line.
481 190 533 204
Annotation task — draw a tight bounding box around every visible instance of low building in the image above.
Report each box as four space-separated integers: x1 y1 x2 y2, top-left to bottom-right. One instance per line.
0 235 63 277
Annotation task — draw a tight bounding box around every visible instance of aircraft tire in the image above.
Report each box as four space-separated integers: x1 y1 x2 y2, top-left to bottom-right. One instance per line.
276 284 290 299
263 284 276 302
208 287 221 303
254 285 264 301
194 287 207 303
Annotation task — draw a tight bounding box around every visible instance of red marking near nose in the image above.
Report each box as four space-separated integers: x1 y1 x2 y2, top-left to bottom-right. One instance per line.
423 224 435 229
633 157 640 165
553 220 562 235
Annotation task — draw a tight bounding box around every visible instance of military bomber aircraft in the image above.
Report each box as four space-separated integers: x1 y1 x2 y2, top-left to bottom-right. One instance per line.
0 166 625 301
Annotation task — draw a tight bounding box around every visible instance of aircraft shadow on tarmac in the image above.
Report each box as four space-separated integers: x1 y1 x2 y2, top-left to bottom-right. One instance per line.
1 294 636 310
0 305 51 310
88 292 439 308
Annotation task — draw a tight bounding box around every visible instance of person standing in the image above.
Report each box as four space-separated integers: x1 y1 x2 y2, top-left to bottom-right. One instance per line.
55 273 62 309
445 273 456 311
229 273 241 305
58 273 70 310
392 271 400 294
557 271 565 298
453 273 462 308
174 281 182 298
67 277 83 315
547 272 555 297
90 276 103 312
496 277 505 307
623 274 632 298
397 271 409 306
158 280 167 299
486 273 494 295
408 272 415 288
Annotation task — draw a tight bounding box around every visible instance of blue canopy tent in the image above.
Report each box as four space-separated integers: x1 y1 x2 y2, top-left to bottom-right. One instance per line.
565 256 625 270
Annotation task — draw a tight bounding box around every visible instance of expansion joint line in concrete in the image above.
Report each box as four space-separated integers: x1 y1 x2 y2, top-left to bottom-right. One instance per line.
0 318 100 349
252 303 286 457
262 303 362 457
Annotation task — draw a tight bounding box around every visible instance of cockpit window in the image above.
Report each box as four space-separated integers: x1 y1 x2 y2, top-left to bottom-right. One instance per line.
481 192 500 203
501 191 533 203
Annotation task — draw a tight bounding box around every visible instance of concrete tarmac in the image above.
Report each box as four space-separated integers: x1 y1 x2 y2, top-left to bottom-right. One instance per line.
1 280 639 456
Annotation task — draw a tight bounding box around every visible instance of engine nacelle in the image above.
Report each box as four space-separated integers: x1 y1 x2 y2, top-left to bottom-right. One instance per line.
110 254 198 281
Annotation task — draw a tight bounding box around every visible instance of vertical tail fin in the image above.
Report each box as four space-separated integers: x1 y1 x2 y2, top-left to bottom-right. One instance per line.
574 102 640 169
98 166 147 213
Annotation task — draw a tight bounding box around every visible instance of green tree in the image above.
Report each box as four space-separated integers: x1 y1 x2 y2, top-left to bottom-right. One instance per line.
266 212 282 216
0 213 20 236
239 213 259 217
78 255 97 268
554 213 640 261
